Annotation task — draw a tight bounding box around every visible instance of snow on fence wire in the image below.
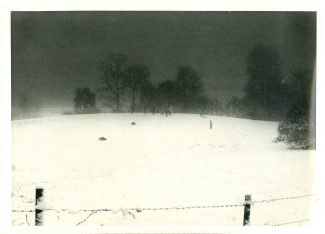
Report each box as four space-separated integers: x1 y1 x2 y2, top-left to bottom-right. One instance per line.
11 188 315 226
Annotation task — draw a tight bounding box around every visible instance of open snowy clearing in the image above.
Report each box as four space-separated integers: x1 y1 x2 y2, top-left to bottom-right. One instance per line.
12 113 316 226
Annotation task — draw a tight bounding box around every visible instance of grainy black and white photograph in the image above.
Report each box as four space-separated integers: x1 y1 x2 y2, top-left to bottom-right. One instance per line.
11 11 317 226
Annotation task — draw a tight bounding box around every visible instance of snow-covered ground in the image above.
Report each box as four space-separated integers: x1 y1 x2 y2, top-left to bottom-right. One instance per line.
11 113 316 226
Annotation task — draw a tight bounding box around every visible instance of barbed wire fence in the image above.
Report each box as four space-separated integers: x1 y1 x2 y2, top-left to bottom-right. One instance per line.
12 188 316 226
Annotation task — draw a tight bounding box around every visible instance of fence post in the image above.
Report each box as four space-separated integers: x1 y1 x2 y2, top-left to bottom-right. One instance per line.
243 194 251 226
35 187 44 226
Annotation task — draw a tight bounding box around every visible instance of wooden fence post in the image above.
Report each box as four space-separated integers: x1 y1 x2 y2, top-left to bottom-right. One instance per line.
35 187 44 226
243 194 251 226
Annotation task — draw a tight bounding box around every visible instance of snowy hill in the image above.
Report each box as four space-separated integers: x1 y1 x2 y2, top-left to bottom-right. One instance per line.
11 113 315 226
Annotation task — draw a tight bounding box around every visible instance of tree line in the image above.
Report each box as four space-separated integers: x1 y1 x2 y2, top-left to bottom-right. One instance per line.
73 44 315 148
74 45 314 121
74 53 210 115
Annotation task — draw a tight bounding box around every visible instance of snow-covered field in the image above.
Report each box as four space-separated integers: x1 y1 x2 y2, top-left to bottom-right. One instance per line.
11 113 316 226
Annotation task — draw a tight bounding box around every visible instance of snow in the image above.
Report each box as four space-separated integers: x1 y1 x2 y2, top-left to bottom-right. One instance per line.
11 113 316 226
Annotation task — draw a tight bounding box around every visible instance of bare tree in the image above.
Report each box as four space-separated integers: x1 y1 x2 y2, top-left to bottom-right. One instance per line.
140 79 156 114
157 80 177 113
100 53 128 112
244 44 284 119
124 64 150 113
73 87 96 114
175 65 203 112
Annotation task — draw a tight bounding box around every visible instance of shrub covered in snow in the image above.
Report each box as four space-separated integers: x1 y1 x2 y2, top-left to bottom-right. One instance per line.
276 69 315 150
276 119 315 149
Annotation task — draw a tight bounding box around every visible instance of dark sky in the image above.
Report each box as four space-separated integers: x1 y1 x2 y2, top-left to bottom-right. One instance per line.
11 11 316 108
